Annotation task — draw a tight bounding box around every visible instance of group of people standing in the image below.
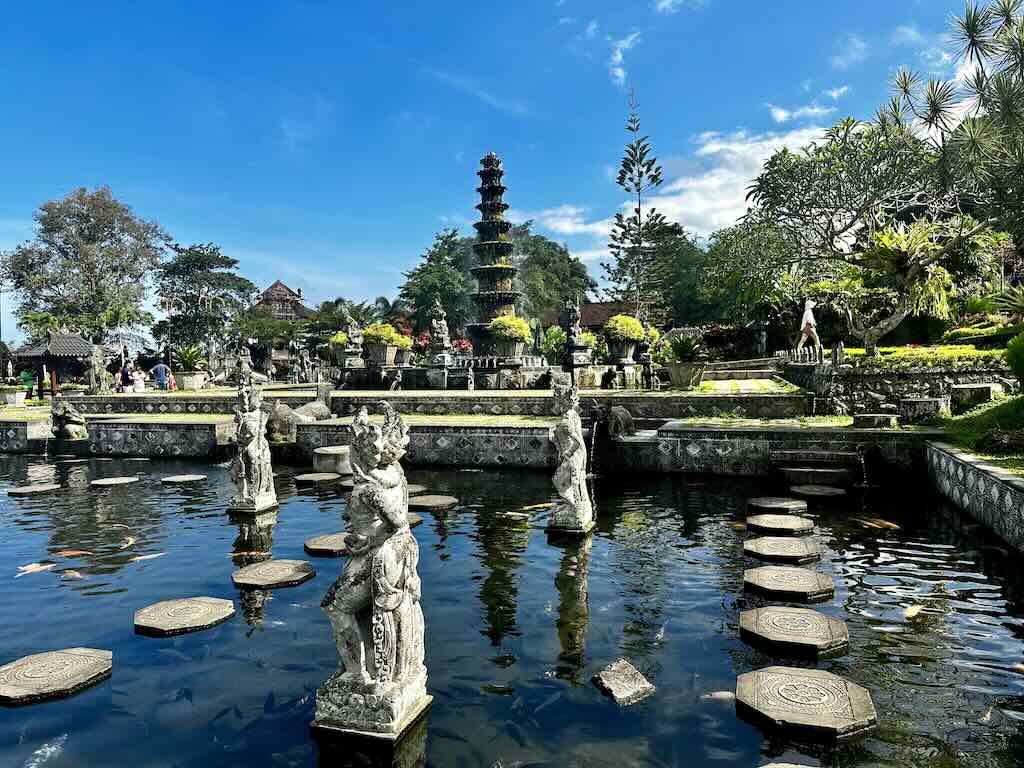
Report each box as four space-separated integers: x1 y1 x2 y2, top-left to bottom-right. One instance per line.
117 360 175 393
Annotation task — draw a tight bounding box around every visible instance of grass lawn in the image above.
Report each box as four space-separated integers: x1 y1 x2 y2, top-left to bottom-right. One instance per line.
939 395 1024 476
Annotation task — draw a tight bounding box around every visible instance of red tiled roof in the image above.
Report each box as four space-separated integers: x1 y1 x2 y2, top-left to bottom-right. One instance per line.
541 301 633 330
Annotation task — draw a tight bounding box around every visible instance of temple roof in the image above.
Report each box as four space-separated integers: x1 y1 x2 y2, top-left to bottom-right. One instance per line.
14 331 94 359
541 301 633 330
260 280 303 302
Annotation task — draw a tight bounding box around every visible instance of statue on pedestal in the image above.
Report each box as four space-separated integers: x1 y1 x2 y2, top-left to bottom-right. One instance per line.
339 307 367 369
314 404 430 739
547 379 594 534
87 345 111 394
51 400 87 440
229 380 277 512
561 299 592 381
428 299 452 367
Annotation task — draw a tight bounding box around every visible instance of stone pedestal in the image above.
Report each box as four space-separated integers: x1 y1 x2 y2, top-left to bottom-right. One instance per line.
852 413 899 428
313 702 429 766
951 383 998 413
898 396 950 424
314 446 353 475
313 671 432 740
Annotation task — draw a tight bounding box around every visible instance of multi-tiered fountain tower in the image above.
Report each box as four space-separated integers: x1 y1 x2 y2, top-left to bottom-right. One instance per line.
466 153 521 357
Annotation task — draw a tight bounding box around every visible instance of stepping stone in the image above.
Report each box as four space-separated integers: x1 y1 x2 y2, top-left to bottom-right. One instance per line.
735 666 877 741
743 566 834 602
744 536 823 564
54 459 89 464
592 658 655 706
747 497 807 514
161 474 207 484
406 484 427 495
304 533 348 557
313 446 352 475
90 477 140 488
7 484 62 497
0 648 112 705
781 467 850 487
791 484 847 499
746 514 814 536
231 559 315 589
134 597 235 637
408 494 458 509
739 607 849 658
124 458 150 462
295 472 341 485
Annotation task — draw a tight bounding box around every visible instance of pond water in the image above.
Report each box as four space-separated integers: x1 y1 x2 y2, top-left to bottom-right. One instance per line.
2 455 1024 767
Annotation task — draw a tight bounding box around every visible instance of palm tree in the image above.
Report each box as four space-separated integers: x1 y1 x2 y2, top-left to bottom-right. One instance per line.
373 295 411 324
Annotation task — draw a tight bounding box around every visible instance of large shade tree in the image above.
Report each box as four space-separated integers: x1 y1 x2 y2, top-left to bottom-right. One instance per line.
1 187 167 342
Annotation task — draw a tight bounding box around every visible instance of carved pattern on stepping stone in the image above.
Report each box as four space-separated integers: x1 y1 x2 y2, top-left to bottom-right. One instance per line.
592 658 655 705
90 477 140 487
747 497 808 514
736 666 876 740
7 484 62 497
740 607 849 658
232 559 315 589
0 648 112 705
791 484 846 499
295 472 341 484
746 514 814 536
304 533 348 557
743 566 834 602
134 597 235 637
408 494 458 509
744 536 823 563
160 474 207 484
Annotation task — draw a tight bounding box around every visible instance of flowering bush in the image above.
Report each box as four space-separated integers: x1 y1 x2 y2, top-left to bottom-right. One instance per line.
362 323 403 346
328 331 348 347
453 338 473 355
413 331 431 352
488 315 532 343
603 314 645 342
394 333 413 350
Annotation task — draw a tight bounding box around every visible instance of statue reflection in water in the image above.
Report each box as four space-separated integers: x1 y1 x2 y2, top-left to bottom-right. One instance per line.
315 709 427 768
551 532 593 682
229 509 278 627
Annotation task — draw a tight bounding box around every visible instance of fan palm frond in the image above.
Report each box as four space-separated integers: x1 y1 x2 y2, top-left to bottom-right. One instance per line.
955 2 999 66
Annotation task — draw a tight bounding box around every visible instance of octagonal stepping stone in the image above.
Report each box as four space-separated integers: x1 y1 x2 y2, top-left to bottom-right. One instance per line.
744 536 823 564
231 559 315 589
408 494 458 509
7 484 62 497
160 474 207 485
735 666 876 741
746 514 814 536
134 597 235 637
90 476 140 488
313 446 352 475
406 484 428 495
791 484 846 499
781 466 850 487
747 497 807 515
740 607 849 658
304 533 349 557
743 566 834 602
295 472 341 485
0 648 112 705
592 658 655 706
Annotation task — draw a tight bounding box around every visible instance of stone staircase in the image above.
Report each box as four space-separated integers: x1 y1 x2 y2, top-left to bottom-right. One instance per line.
771 448 861 497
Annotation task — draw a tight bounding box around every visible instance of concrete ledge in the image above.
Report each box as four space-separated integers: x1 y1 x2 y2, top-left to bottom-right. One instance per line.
925 441 1024 553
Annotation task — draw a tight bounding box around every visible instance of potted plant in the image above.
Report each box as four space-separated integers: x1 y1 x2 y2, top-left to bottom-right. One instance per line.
328 330 349 364
603 314 645 363
0 385 27 406
172 345 210 390
663 334 707 390
488 316 532 358
394 333 414 366
363 323 401 366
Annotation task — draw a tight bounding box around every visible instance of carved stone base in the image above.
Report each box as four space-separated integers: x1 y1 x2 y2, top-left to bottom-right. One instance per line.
228 492 278 513
546 509 596 537
313 669 431 740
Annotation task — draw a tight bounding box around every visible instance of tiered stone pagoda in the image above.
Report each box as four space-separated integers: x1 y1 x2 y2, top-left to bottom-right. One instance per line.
466 153 521 357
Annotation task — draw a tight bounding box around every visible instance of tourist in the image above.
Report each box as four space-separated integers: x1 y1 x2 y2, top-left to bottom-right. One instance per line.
19 368 33 398
149 360 171 390
132 368 146 392
119 361 133 393
796 298 822 354
167 370 178 391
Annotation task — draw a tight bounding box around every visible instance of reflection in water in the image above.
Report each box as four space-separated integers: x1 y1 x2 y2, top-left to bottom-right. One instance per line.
551 533 592 683
316 710 428 768
474 513 531 647
230 509 278 626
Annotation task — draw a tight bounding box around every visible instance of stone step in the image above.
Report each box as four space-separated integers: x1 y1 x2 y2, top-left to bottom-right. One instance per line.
747 497 808 515
791 484 848 500
743 566 835 602
739 606 849 659
770 449 860 467
703 369 777 381
853 413 899 429
779 466 851 487
746 514 814 536
744 536 823 564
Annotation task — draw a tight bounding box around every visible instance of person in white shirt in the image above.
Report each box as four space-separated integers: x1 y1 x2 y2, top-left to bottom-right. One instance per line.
132 369 146 392
796 298 822 353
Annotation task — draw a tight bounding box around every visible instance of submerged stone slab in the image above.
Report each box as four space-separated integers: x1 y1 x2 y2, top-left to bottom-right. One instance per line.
746 514 814 536
736 666 876 740
7 484 62 497
232 559 315 589
313 446 352 475
134 597 235 637
90 476 140 488
406 484 427 495
790 484 847 499
747 497 808 514
0 648 112 705
780 467 850 487
744 536 823 564
160 474 207 484
739 607 849 658
295 472 341 485
408 494 458 509
743 566 834 602
592 658 655 705
304 533 348 557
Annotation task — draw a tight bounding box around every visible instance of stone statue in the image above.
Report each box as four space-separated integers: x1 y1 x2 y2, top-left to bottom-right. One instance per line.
547 379 594 534
87 345 110 394
51 400 87 440
314 404 430 738
237 344 254 382
298 347 313 384
340 307 367 369
229 380 277 512
428 299 451 354
265 400 312 443
563 299 583 349
607 405 636 439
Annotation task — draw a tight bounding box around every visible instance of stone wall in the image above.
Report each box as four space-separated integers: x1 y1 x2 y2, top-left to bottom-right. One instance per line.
925 441 1024 553
296 421 556 468
780 362 1015 414
87 420 235 458
0 421 31 452
64 393 315 415
611 421 941 476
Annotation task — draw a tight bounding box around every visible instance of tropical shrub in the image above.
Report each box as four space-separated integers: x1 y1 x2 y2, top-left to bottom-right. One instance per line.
581 330 597 348
453 338 473 355
542 326 566 361
173 345 208 372
362 323 403 346
666 334 704 362
603 314 645 342
1007 333 1024 384
488 315 532 343
394 333 413 350
993 286 1024 320
328 331 349 348
844 344 1005 372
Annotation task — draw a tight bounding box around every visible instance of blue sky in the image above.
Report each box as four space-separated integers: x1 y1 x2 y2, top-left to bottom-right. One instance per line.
0 0 968 343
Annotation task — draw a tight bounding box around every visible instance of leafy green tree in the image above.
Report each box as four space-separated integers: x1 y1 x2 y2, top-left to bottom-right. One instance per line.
655 224 727 326
0 186 167 342
399 229 475 330
150 242 256 351
513 222 596 319
603 92 669 321
233 309 302 348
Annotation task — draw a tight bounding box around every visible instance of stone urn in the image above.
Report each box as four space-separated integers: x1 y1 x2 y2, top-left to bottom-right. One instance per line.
394 348 412 367
607 340 637 364
178 372 207 391
2 389 27 406
495 340 525 358
664 361 708 390
365 343 398 367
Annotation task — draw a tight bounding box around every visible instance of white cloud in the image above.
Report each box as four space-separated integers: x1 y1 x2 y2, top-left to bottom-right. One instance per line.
584 19 599 39
831 35 868 69
823 85 848 100
890 24 924 46
507 205 613 238
654 0 706 12
766 102 836 124
890 23 954 74
426 69 528 115
608 32 641 87
558 16 576 25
